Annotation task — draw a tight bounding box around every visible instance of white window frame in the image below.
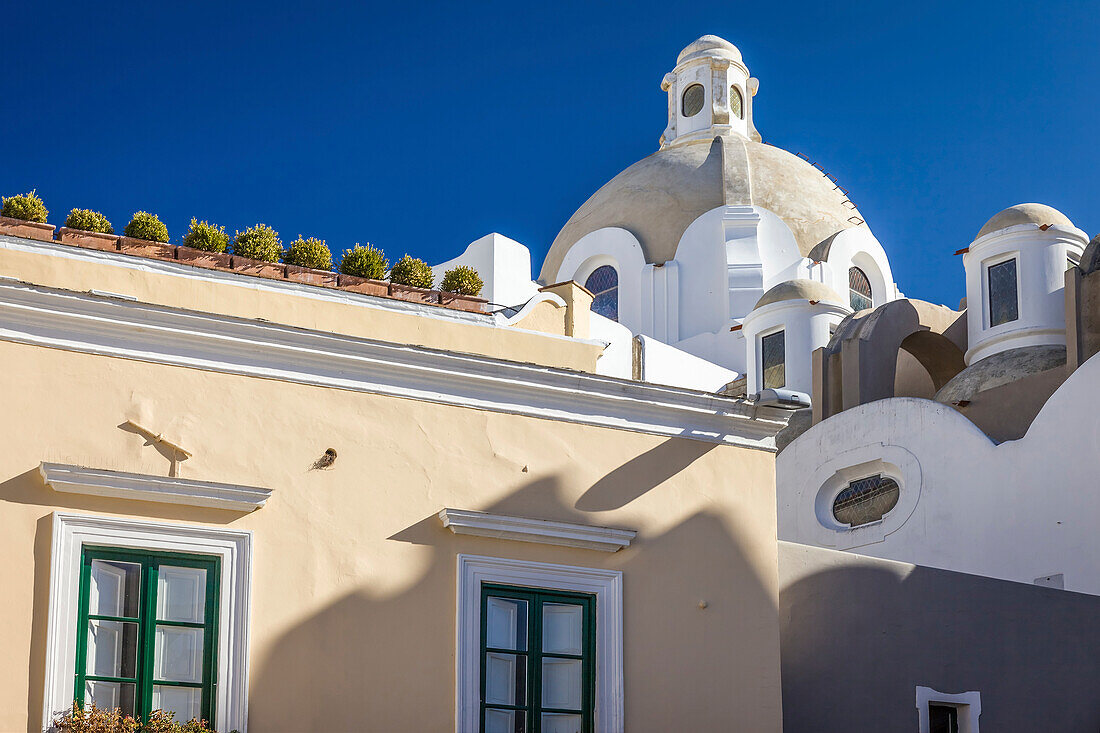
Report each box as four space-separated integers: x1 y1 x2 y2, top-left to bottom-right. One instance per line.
982 252 1021 330
43 512 253 733
455 554 624 733
759 326 786 390
916 686 981 733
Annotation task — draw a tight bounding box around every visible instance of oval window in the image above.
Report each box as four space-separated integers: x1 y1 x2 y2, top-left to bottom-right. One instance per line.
681 84 705 117
832 474 899 527
730 85 743 119
585 265 619 322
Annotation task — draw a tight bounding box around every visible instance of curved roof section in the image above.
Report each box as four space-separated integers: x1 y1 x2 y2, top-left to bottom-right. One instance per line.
540 134 862 281
754 279 846 309
1079 234 1100 274
934 344 1067 404
677 35 743 65
975 203 1074 240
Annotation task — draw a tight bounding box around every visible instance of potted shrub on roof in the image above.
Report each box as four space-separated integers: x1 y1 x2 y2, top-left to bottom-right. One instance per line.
283 236 336 286
58 208 119 251
388 254 437 303
337 243 389 296
0 190 54 241
178 218 231 270
439 265 487 312
231 223 285 279
119 211 174 258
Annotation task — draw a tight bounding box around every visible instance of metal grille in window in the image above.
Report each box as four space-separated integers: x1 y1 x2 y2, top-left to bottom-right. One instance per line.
584 265 619 322
730 85 743 119
988 258 1018 327
832 474 900 527
681 84 705 117
761 330 785 389
849 267 872 312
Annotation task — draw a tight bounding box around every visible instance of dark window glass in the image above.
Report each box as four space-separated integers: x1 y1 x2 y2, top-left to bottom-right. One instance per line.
988 258 1018 327
481 585 595 733
730 85 743 119
681 84 705 117
832 474 900 527
584 266 618 322
849 267 872 311
929 704 959 733
761 330 785 389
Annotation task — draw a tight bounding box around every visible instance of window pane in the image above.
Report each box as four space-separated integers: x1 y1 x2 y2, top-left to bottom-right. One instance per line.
485 652 526 706
681 83 705 117
486 597 527 651
929 704 959 733
485 707 526 733
584 266 618 322
988 259 1018 326
761 330 785 389
87 620 139 678
154 625 204 683
152 685 202 722
542 603 583 655
157 566 207 623
730 85 743 120
832 474 900 527
85 680 136 716
542 713 583 733
542 658 582 711
90 560 141 618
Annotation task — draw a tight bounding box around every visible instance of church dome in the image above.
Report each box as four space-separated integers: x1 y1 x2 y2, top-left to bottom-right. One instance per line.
539 134 864 281
754 279 846 310
676 35 742 65
974 203 1073 241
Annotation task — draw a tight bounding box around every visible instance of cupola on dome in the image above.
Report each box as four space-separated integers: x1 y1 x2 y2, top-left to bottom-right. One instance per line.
754 279 847 310
975 203 1074 241
676 35 743 65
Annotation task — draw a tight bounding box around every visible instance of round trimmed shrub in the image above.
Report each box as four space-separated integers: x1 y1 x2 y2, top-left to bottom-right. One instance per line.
2 191 48 223
440 265 484 296
64 208 114 234
284 236 332 270
124 211 169 242
338 243 388 280
182 218 229 253
389 254 434 289
232 224 282 262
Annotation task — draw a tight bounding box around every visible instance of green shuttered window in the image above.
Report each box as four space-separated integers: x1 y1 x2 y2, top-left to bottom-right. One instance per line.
75 546 220 723
481 584 596 733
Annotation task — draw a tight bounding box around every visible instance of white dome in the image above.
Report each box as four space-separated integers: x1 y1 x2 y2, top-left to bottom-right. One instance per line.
676 35 743 65
975 203 1073 240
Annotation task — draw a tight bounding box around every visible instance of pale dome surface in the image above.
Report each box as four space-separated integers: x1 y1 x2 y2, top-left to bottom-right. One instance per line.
975 203 1073 240
540 134 863 281
677 35 742 65
754 279 846 309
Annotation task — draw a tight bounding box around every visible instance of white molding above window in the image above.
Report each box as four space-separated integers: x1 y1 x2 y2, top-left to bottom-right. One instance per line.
0 279 789 451
39 462 272 511
455 554 624 733
438 508 636 552
916 686 981 733
43 513 253 733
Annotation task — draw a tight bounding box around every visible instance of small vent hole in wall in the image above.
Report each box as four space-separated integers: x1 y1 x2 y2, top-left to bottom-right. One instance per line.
311 448 337 470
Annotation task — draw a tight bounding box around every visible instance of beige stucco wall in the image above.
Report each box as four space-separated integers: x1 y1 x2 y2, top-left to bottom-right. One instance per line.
0 241 604 372
0 341 783 732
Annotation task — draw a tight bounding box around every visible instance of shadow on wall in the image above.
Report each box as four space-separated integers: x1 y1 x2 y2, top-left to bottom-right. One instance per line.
249 475 781 733
779 546 1100 733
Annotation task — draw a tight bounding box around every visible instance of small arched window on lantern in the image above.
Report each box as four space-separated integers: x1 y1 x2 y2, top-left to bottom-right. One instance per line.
849 266 873 311
730 85 744 120
681 84 705 117
585 266 619 322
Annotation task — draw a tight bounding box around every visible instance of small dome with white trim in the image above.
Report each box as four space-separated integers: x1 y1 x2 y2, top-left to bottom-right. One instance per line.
975 203 1073 241
754 279 847 310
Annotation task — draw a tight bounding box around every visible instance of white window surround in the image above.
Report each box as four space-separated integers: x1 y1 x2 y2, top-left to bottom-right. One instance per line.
981 251 1021 331
439 509 636 552
39 462 272 512
455 554 624 733
916 686 981 733
43 512 252 733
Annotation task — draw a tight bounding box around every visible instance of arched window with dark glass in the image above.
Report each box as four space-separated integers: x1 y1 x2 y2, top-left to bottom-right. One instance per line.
585 265 619 322
730 85 744 120
849 266 873 311
681 83 705 117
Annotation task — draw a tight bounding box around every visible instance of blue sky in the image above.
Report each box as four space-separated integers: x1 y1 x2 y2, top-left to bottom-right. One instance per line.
3 1 1098 307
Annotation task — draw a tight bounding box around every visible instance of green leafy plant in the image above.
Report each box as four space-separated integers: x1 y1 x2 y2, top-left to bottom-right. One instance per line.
389 254 434 289
283 236 332 270
2 190 48 222
53 702 218 733
440 265 484 296
232 224 282 262
65 208 114 234
182 218 229 253
124 211 169 243
338 243 388 280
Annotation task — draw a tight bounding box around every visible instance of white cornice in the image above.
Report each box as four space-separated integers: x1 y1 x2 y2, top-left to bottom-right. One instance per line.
39 462 272 511
0 279 788 449
438 508 636 552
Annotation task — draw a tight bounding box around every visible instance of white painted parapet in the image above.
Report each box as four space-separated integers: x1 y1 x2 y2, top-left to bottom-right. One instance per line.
432 232 541 309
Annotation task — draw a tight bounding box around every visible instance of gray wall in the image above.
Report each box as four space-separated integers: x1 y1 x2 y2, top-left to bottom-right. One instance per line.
779 542 1100 732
